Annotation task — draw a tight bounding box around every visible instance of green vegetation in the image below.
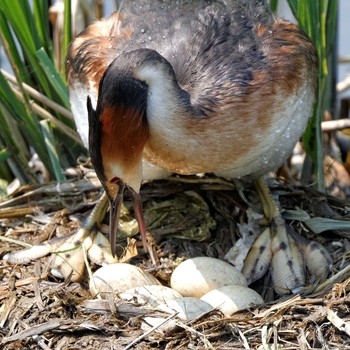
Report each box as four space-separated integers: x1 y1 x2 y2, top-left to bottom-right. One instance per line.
0 0 83 186
285 0 338 190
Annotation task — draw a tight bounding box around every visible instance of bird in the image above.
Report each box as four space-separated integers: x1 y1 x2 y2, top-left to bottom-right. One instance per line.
5 0 330 293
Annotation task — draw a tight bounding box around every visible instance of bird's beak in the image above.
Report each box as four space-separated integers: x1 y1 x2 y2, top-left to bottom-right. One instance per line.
109 179 148 257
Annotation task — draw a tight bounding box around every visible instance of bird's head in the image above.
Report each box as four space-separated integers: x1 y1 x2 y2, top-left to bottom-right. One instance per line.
87 55 149 256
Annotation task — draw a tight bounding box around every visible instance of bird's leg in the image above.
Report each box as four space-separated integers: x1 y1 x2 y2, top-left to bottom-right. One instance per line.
253 177 277 222
255 177 305 294
4 192 118 282
242 177 331 295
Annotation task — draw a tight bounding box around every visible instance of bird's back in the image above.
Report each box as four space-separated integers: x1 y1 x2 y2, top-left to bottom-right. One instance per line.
67 1 273 87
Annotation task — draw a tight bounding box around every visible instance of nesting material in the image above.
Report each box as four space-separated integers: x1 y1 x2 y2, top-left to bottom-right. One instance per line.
90 263 160 297
118 285 182 308
170 257 247 297
201 285 264 316
158 297 213 321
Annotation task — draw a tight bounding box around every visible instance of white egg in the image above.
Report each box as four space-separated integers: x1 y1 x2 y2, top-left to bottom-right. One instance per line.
170 257 247 297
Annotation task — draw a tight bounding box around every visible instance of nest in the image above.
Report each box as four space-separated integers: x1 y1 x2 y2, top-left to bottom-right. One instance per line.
1 162 350 349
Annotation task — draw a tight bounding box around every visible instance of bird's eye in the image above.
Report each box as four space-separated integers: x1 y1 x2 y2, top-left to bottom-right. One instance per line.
110 176 122 184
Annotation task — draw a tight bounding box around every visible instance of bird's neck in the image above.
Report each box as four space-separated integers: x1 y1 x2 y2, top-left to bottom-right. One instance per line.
88 68 149 194
100 103 147 191
91 49 200 182
134 62 193 130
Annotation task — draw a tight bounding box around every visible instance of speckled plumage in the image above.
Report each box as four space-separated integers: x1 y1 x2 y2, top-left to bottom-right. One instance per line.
66 0 317 187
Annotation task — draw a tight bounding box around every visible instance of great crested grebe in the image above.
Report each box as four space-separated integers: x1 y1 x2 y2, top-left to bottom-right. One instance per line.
5 0 330 294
